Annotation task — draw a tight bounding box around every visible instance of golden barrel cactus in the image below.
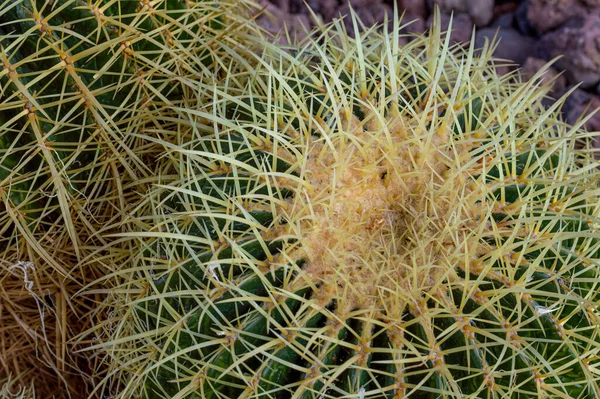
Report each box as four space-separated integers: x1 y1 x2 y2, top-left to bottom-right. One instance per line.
0 0 259 396
91 10 600 399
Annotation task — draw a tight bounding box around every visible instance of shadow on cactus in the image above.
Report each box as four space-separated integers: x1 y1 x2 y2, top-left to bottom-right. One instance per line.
106 12 600 399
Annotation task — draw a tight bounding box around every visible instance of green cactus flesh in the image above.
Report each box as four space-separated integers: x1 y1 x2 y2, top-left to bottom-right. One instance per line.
0 1 260 395
132 18 600 399
0 0 241 231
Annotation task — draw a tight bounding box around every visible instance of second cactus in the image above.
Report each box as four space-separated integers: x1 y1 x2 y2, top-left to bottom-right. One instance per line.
106 12 600 399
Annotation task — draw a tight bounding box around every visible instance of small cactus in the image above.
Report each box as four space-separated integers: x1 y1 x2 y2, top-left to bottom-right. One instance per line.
98 11 600 399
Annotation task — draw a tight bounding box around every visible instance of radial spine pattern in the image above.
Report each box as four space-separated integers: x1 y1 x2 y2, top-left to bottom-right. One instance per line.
105 13 600 399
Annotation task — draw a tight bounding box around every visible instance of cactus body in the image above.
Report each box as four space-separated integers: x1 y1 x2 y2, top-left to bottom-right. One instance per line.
0 0 237 230
104 13 600 399
0 0 259 396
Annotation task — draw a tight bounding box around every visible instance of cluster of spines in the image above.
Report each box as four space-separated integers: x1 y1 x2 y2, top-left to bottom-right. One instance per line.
0 0 238 229
74 9 600 399
0 0 260 396
135 126 600 398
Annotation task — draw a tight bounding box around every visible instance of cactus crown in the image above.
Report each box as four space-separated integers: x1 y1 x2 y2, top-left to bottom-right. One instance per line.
91 10 600 399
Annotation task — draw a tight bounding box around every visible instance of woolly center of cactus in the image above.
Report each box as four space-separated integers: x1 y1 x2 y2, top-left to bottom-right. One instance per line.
285 111 489 315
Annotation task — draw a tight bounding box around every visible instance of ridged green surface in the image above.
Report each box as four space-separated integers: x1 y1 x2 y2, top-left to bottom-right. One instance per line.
111 13 599 399
0 0 259 396
0 0 232 232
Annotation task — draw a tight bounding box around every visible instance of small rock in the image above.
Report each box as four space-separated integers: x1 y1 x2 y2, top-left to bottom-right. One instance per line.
490 12 515 29
520 57 567 93
256 2 312 44
427 0 494 26
537 14 600 89
402 16 427 34
426 0 464 13
526 0 588 35
348 0 374 7
561 88 600 141
272 0 289 13
475 27 537 66
426 12 473 44
514 0 535 36
338 3 394 36
493 1 520 15
303 0 323 13
401 0 428 18
466 0 494 26
319 0 344 21
400 0 428 33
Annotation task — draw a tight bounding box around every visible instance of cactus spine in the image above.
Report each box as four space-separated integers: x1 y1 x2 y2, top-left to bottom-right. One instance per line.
83 11 600 399
0 0 259 396
0 4 591 399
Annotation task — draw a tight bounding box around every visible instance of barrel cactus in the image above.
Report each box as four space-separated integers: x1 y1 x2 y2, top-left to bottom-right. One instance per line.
0 0 257 233
0 0 259 396
97 11 600 399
